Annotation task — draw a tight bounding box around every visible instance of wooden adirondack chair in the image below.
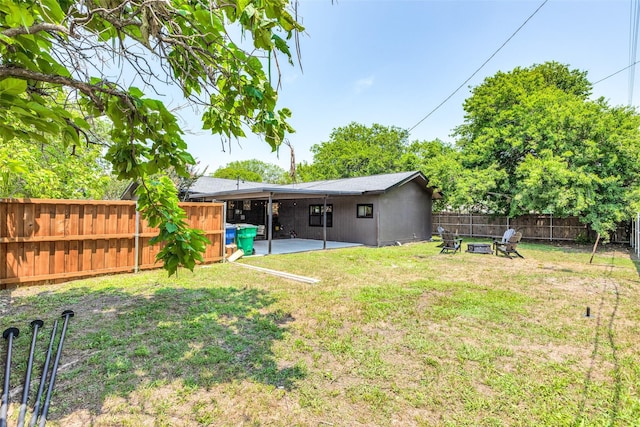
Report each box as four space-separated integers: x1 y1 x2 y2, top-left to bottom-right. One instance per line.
493 231 524 259
435 226 447 246
440 232 462 254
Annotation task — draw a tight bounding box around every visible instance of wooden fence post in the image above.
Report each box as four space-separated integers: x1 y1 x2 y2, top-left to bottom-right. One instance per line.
134 204 140 274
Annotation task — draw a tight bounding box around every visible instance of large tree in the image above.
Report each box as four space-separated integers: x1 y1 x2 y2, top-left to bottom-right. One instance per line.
454 61 640 238
401 139 460 211
0 0 302 273
213 159 290 183
0 135 115 199
297 122 409 181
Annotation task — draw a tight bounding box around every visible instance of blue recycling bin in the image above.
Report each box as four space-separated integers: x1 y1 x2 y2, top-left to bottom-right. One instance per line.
225 225 236 245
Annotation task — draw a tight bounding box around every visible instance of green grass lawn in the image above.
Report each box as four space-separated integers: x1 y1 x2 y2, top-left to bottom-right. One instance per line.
1 239 639 426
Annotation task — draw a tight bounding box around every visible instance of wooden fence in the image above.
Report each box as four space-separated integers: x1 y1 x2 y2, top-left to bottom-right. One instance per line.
433 212 630 244
0 199 224 288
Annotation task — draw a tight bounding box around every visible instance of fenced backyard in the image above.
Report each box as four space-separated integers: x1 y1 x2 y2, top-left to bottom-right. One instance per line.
0 199 224 288
432 212 631 244
0 239 637 425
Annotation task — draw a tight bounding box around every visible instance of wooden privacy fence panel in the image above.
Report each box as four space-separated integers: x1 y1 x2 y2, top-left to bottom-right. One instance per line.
1 199 224 288
433 213 630 243
137 202 224 270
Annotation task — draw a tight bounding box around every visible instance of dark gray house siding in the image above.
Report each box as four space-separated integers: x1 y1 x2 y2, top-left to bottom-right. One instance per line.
277 195 380 246
377 180 433 246
274 179 432 246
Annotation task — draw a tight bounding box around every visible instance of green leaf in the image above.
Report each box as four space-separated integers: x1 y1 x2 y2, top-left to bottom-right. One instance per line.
40 0 65 22
272 34 291 58
244 85 264 101
129 86 144 98
5 3 35 27
0 78 27 95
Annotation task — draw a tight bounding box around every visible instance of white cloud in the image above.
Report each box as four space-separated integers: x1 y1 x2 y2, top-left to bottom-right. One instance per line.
354 76 374 94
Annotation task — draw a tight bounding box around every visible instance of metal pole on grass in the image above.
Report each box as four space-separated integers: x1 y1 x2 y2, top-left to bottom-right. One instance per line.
1 327 20 427
17 320 44 427
29 319 58 427
38 311 74 427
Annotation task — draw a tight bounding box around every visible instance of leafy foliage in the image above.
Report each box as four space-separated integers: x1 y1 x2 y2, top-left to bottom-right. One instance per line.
401 139 461 211
454 61 640 237
213 159 290 183
0 137 114 199
0 0 302 273
297 122 410 181
0 110 126 199
136 177 210 275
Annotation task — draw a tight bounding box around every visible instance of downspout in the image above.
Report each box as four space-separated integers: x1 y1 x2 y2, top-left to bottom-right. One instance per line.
323 195 327 250
268 193 273 255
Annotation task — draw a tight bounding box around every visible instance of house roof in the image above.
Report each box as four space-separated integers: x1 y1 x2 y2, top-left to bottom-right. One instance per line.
190 171 437 200
280 171 428 193
189 177 268 194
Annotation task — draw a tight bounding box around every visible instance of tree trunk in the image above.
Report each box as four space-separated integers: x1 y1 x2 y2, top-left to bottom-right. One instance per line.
589 233 601 264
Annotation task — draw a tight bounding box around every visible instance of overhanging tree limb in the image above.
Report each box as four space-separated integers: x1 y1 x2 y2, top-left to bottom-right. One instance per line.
0 0 304 275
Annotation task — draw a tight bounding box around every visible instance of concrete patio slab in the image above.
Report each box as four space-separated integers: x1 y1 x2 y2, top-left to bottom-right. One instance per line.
251 238 362 255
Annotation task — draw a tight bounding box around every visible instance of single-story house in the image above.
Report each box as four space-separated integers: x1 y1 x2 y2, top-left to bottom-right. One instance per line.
189 171 439 250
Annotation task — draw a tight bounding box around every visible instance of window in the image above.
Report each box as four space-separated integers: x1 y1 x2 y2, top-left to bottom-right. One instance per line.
226 201 237 220
309 204 333 227
357 204 373 218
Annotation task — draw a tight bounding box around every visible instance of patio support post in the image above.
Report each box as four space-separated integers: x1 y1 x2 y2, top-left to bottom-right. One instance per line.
323 196 327 250
268 193 273 255
222 202 227 262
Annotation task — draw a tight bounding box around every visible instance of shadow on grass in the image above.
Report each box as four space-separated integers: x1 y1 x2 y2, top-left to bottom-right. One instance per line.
1 284 305 422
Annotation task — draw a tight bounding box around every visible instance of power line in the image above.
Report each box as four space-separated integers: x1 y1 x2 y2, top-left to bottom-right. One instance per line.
593 60 640 85
628 0 640 105
407 0 549 134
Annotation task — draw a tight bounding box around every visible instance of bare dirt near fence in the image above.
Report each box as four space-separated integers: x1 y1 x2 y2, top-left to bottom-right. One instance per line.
1 239 639 426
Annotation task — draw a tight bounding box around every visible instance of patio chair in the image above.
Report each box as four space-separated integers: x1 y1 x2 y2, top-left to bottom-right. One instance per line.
435 226 447 246
440 231 462 254
493 230 524 259
256 225 266 240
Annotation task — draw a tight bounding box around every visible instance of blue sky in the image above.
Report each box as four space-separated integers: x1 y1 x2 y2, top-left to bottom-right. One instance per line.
177 0 635 174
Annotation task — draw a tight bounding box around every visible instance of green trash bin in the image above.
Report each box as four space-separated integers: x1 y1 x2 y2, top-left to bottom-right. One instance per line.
236 225 258 255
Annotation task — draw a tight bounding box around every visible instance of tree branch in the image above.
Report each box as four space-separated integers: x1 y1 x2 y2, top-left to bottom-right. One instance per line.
0 66 132 112
1 23 72 38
